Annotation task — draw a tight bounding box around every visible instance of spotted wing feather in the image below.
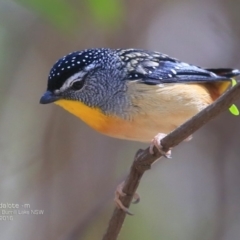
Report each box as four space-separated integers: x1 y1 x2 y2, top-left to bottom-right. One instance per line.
120 49 239 84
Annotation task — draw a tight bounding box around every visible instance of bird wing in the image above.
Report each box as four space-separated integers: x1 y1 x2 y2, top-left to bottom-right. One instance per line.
119 49 239 84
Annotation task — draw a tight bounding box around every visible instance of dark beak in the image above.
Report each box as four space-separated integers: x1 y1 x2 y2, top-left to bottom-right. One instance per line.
39 91 61 104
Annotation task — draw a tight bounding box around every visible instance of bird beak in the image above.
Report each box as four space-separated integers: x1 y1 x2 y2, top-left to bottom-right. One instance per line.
39 91 61 104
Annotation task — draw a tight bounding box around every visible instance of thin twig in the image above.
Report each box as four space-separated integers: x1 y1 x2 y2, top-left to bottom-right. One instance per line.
102 82 240 240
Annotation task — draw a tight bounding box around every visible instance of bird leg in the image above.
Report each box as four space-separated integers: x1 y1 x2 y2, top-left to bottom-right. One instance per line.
149 133 172 158
114 181 140 215
149 133 193 158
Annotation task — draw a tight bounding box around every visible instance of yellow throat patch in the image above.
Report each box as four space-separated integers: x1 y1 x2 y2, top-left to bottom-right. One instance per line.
55 99 108 130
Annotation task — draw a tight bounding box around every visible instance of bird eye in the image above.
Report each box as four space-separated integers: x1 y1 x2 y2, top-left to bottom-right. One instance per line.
71 80 85 90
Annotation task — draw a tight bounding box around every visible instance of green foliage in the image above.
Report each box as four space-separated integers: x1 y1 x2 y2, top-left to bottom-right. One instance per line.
15 0 123 31
87 0 123 27
229 79 239 116
229 104 239 116
16 0 78 31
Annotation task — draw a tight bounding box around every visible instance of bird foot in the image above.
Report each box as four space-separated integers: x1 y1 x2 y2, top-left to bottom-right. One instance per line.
114 181 140 216
149 133 172 158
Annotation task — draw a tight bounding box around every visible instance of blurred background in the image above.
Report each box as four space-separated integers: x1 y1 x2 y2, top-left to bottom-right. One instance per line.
0 0 240 239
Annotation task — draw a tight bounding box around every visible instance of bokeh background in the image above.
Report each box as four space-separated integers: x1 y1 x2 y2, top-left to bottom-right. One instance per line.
1 0 240 239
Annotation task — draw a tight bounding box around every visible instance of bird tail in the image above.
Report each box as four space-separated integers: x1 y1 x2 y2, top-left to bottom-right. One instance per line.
206 68 240 98
206 68 240 78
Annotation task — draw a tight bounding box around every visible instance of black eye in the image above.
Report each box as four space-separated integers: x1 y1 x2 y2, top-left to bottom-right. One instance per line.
71 80 85 90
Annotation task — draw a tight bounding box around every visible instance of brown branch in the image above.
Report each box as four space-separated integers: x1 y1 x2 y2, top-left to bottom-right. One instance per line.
102 82 240 240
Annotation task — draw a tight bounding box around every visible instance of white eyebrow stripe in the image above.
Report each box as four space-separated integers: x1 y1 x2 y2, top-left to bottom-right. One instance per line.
60 71 86 91
84 63 96 71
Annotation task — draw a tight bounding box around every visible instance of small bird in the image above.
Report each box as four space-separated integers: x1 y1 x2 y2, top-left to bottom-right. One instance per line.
40 48 239 212
40 48 239 143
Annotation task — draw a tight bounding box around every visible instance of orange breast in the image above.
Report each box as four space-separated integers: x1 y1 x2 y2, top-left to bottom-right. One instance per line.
55 99 109 131
54 81 229 142
55 99 146 140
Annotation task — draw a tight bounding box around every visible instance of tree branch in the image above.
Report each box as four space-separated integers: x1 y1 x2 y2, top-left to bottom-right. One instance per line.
102 83 240 240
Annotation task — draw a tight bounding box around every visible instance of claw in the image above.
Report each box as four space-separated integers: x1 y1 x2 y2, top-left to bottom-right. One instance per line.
114 196 134 215
149 133 172 158
114 181 140 215
185 135 193 142
132 192 140 204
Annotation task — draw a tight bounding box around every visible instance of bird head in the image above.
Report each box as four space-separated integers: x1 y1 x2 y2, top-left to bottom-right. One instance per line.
40 48 129 112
